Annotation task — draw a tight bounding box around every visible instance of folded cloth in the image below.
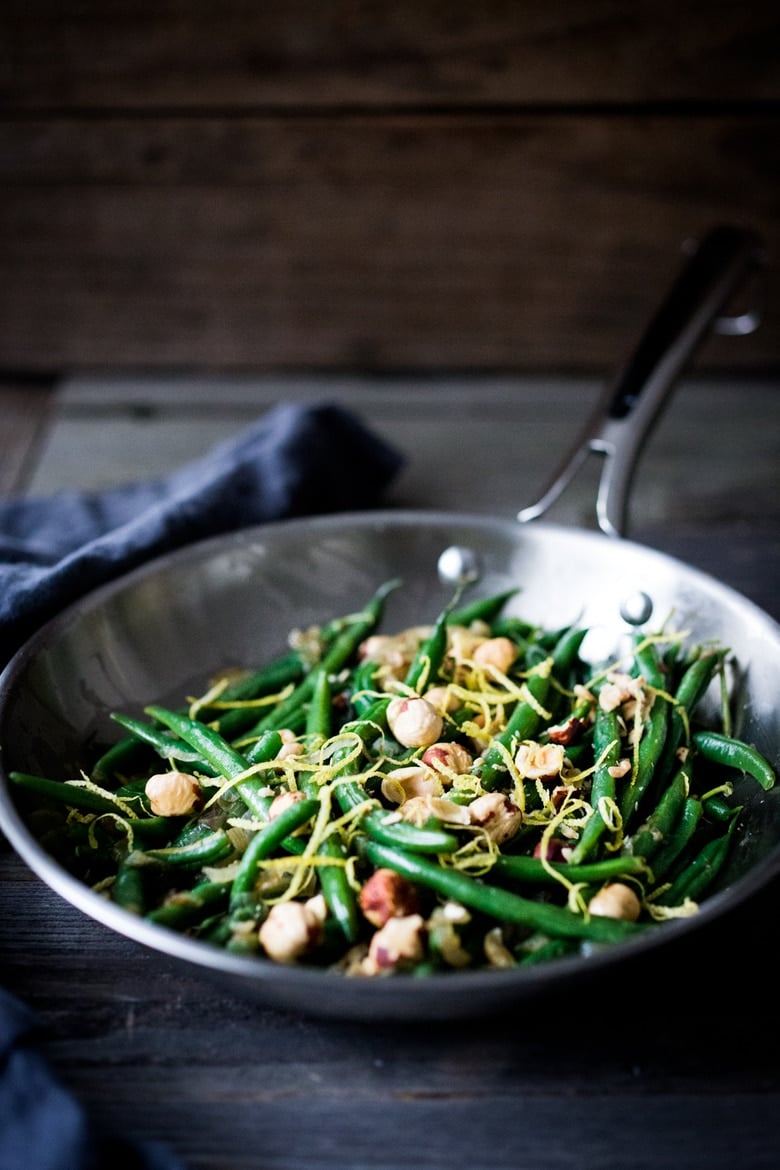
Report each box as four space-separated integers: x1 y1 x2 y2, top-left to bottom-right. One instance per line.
0 400 403 667
0 400 403 1169
0 986 183 1170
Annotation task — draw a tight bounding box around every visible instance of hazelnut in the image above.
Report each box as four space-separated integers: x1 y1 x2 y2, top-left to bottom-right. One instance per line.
268 789 308 820
398 795 471 827
599 672 643 713
360 627 432 678
547 717 588 746
423 686 461 715
533 836 572 862
472 637 518 675
364 914 425 973
145 771 203 817
258 900 323 963
380 765 440 805
359 868 420 927
587 883 642 922
421 742 473 777
468 792 523 844
386 696 443 749
514 741 566 782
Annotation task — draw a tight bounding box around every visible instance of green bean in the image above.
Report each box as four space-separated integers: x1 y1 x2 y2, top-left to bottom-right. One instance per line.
655 649 726 781
90 737 150 786
111 713 214 771
404 600 451 693
568 706 621 864
243 729 284 770
112 858 148 915
620 696 668 825
362 810 459 855
702 793 735 822
656 818 737 906
493 853 647 885
364 840 643 944
518 937 577 966
650 796 703 881
448 588 520 629
142 710 287 827
139 827 234 868
327 746 458 855
312 833 359 943
627 768 688 863
147 879 231 930
244 579 400 737
92 650 305 782
145 706 252 779
229 798 319 910
348 660 381 718
306 669 333 740
128 814 187 846
479 625 587 790
9 771 139 817
692 730 775 792
632 637 666 690
298 674 360 941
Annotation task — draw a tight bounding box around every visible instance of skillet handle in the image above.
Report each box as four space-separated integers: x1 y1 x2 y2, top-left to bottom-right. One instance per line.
518 225 767 538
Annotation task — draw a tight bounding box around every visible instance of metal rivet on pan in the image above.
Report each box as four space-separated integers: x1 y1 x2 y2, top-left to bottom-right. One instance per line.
437 545 482 587
619 591 654 626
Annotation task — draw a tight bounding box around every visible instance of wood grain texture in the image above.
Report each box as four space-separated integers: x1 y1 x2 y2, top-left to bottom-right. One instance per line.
1 115 777 371
0 382 57 493
3 0 779 109
1 846 778 1170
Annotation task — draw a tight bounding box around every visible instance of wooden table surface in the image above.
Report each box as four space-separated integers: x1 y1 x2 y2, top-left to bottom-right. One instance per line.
1 373 779 1170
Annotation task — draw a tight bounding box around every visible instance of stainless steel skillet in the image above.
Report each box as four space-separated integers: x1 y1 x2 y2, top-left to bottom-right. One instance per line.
0 226 777 1021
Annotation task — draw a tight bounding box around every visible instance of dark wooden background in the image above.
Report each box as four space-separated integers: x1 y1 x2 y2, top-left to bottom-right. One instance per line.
1 1 779 377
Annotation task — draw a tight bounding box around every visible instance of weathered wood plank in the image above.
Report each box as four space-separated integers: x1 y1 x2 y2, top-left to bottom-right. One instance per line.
1 116 777 371
3 0 779 109
1 844 778 1169
20 374 780 616
0 381 57 494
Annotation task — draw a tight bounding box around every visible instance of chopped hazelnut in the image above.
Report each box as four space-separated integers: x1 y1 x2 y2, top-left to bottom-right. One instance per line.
399 795 472 827
145 771 203 817
468 792 523 844
514 740 566 782
277 741 305 760
484 927 516 968
381 764 441 806
364 914 425 974
359 868 420 927
258 900 323 963
421 742 473 777
533 836 572 862
359 627 432 679
599 671 644 713
547 716 588 746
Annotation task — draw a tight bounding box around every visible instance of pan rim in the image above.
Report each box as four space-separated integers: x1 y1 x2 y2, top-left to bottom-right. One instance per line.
1 510 779 1017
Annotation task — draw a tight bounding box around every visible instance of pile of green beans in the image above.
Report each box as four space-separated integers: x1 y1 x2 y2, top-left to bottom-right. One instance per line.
10 579 775 977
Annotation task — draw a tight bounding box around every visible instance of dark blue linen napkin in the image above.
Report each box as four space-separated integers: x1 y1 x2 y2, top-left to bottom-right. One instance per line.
0 400 403 667
0 400 403 1169
0 987 181 1170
